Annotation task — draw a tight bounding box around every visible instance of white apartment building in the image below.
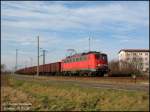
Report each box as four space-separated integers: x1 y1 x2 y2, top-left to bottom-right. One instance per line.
118 49 149 72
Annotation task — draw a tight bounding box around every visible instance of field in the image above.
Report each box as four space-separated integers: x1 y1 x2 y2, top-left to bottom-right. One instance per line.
1 74 149 111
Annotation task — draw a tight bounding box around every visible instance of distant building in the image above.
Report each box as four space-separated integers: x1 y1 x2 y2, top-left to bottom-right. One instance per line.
118 49 149 72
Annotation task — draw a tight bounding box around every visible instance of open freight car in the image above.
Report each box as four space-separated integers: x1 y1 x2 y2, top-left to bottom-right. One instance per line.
15 66 37 75
39 62 61 76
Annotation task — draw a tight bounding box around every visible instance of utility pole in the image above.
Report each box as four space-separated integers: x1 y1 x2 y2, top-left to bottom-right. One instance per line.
40 49 48 76
37 36 39 76
15 49 18 71
40 49 48 65
42 50 46 65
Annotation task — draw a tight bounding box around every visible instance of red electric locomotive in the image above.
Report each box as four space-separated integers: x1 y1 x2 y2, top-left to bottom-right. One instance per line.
61 51 109 76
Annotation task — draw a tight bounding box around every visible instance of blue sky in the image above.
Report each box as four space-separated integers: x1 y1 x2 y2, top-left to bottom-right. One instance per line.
1 1 149 70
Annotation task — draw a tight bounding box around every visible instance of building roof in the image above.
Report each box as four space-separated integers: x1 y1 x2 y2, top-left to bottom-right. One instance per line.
118 49 149 53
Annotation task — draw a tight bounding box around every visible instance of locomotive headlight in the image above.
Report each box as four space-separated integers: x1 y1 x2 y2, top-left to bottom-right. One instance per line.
97 64 101 66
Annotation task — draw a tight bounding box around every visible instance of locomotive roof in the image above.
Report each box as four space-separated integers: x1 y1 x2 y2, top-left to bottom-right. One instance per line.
65 51 106 59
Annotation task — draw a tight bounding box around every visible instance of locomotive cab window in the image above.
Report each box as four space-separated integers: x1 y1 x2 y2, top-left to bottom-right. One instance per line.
95 54 101 59
96 54 107 61
102 55 107 60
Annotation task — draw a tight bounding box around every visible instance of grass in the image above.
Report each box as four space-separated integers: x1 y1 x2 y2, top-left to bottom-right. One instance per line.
1 74 149 111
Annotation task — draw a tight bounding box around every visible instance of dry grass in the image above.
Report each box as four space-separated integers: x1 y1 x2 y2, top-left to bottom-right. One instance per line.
1 75 149 111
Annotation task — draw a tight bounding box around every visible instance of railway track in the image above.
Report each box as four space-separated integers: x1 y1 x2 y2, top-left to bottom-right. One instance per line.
11 74 149 92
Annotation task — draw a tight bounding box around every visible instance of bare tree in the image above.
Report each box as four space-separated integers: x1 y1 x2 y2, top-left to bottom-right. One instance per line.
108 60 141 77
1 64 5 72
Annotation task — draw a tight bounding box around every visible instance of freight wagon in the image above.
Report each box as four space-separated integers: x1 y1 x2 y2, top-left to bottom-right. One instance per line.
15 66 37 75
39 62 61 76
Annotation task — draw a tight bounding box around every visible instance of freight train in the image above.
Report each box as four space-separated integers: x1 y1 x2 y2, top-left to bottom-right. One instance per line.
16 51 109 76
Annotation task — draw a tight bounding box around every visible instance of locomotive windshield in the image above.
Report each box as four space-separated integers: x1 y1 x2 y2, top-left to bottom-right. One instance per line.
96 54 107 61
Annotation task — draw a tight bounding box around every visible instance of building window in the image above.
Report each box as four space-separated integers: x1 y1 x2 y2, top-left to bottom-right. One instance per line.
139 53 142 55
133 57 136 61
140 63 143 66
127 53 130 56
145 63 149 65
145 58 147 60
133 53 136 55
145 53 148 55
139 58 143 61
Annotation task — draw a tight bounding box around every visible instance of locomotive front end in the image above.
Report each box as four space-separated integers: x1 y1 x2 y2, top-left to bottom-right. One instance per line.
95 53 109 75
